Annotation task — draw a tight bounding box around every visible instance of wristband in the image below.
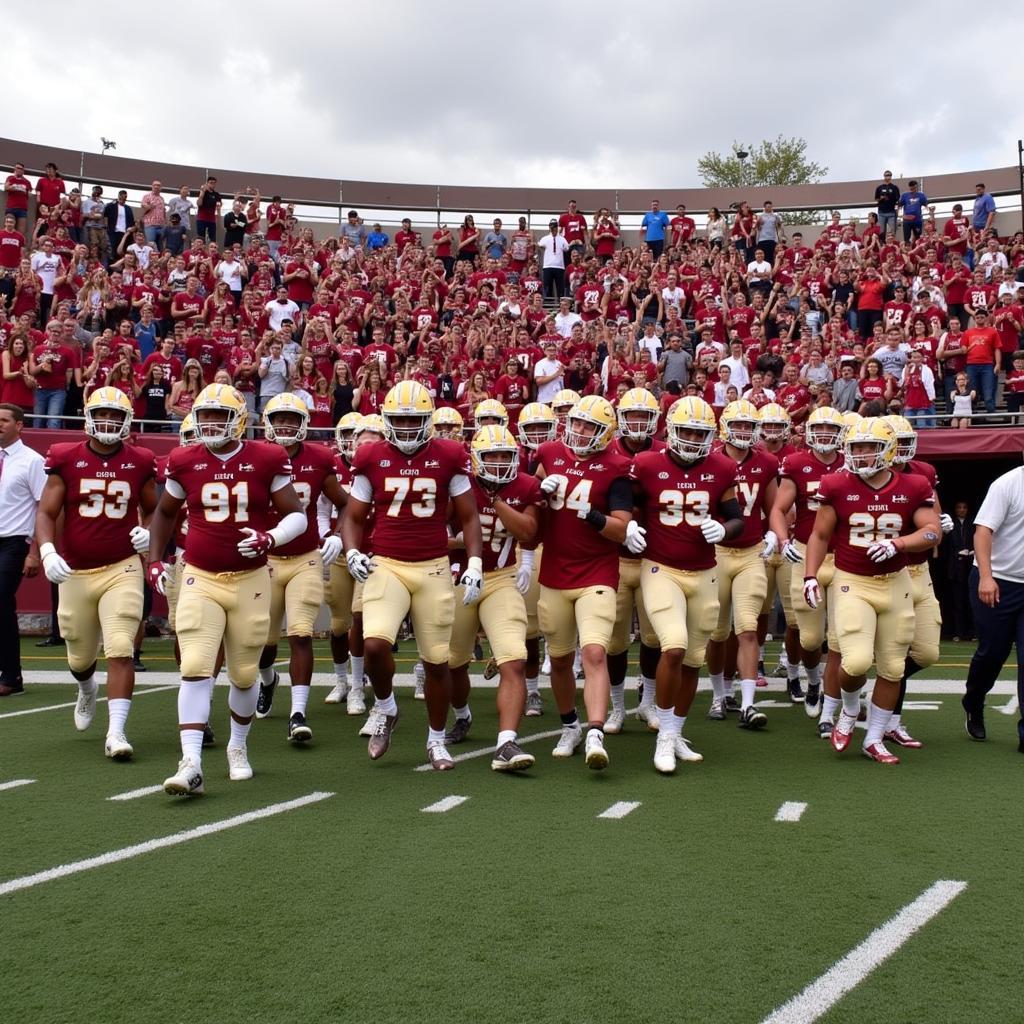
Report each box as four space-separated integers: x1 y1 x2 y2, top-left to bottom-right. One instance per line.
40 542 57 559
584 508 607 531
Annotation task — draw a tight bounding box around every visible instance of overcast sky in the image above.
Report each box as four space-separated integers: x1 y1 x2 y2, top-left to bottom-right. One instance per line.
3 1 1022 190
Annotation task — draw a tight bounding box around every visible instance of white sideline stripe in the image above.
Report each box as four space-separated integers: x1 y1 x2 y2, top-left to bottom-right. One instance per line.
774 801 808 822
0 779 36 792
421 795 468 814
759 879 967 1024
0 684 178 721
107 785 164 802
0 791 334 898
413 727 563 772
598 801 640 820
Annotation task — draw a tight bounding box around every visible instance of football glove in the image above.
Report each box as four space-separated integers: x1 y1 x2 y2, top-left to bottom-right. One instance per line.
803 577 821 608
146 560 169 596
129 525 150 554
781 540 802 563
459 557 484 606
346 548 372 582
319 534 343 567
515 549 534 595
700 518 726 544
40 543 72 585
624 521 647 555
237 527 274 558
939 513 954 534
866 540 898 563
760 531 779 560
539 474 566 498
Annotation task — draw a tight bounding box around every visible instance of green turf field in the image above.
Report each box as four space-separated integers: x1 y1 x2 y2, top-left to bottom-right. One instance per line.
1 640 1021 1024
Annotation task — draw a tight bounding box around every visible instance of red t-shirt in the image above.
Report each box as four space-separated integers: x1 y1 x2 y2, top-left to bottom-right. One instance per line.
36 176 66 209
0 228 25 268
963 327 1000 365
558 214 587 244
4 175 32 212
32 344 78 390
493 374 530 422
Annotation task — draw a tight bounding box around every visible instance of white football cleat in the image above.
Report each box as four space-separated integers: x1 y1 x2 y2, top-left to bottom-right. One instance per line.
226 744 253 781
324 680 349 704
552 723 583 758
347 682 366 716
635 704 660 732
104 733 134 761
604 708 625 734
359 706 382 738
413 662 426 700
674 736 704 763
584 729 609 770
653 733 676 774
74 684 98 731
164 757 204 796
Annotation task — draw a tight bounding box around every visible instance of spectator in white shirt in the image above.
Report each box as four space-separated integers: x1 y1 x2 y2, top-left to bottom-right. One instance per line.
554 297 582 338
264 286 301 331
539 220 569 300
719 340 751 391
533 341 565 403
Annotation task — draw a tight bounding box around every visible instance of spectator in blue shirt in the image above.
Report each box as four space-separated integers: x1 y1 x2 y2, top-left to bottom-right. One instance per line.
898 180 929 242
640 199 671 258
972 183 996 233
483 218 508 260
366 224 389 250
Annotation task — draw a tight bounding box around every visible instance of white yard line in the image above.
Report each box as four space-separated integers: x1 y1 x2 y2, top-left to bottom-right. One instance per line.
0 779 36 792
421 795 469 814
774 801 808 822
597 801 641 820
107 785 165 802
413 727 563 772
0 791 335 898
0 684 178 721
759 879 967 1024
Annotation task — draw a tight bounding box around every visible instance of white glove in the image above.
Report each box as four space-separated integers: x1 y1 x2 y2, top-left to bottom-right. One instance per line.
803 577 821 608
459 557 484 606
760 531 779 560
129 525 150 554
781 540 802 564
540 474 566 497
319 534 343 567
939 513 954 534
625 521 647 554
700 518 726 544
516 549 535 595
40 543 72 585
346 548 373 582
867 540 898 563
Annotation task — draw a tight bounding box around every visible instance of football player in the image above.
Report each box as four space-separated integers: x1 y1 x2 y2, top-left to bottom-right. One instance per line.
147 383 307 795
534 395 634 769
629 397 744 772
254 393 348 743
766 406 846 736
606 387 663 732
882 414 953 748
324 411 365 711
550 388 581 438
432 407 465 443
804 418 940 765
35 388 157 761
704 401 778 729
342 381 483 770
516 401 558 715
447 425 542 770
473 398 509 430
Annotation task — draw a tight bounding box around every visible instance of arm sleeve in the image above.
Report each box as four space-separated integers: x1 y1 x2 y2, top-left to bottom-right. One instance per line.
718 496 742 522
270 473 292 492
316 494 333 539
164 478 186 500
449 474 471 497
607 476 633 513
350 475 373 503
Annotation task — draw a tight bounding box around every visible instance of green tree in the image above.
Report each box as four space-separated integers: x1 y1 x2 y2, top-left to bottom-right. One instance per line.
697 136 829 223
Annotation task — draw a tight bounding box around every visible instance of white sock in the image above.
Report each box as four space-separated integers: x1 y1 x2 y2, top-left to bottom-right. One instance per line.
290 684 310 716
673 713 687 736
758 644 765 662
454 704 471 721
710 672 725 699
376 692 398 716
178 678 213 726
865 701 893 745
180 728 204 764
333 662 348 684
821 694 841 723
779 651 790 671
497 729 516 748
573 648 582 673
841 688 861 717
806 662 822 687
350 655 364 683
229 717 251 748
610 683 625 713
227 683 259 749
107 698 131 735
639 675 656 706
78 674 97 694
888 712 901 732
428 727 446 746
259 664 276 686
526 676 539 695
740 678 756 710
656 705 675 734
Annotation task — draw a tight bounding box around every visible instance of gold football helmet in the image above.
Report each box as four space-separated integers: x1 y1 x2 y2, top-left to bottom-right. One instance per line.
564 395 616 457
882 414 917 464
719 399 761 449
805 406 846 454
262 392 310 445
431 406 465 441
844 417 897 478
382 380 434 454
616 387 660 441
84 386 134 444
517 402 556 450
471 425 520 485
666 396 717 463
192 383 247 447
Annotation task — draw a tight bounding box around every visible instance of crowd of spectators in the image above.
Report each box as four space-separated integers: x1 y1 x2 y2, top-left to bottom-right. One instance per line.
1 160 1022 436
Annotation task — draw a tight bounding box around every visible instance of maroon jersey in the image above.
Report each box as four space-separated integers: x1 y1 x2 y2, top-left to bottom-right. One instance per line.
716 446 779 549
350 437 470 561
817 470 934 576
535 440 632 589
466 473 542 573
269 442 337 557
45 441 156 570
168 440 291 573
780 449 844 544
901 459 938 567
609 436 666 561
630 450 737 571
